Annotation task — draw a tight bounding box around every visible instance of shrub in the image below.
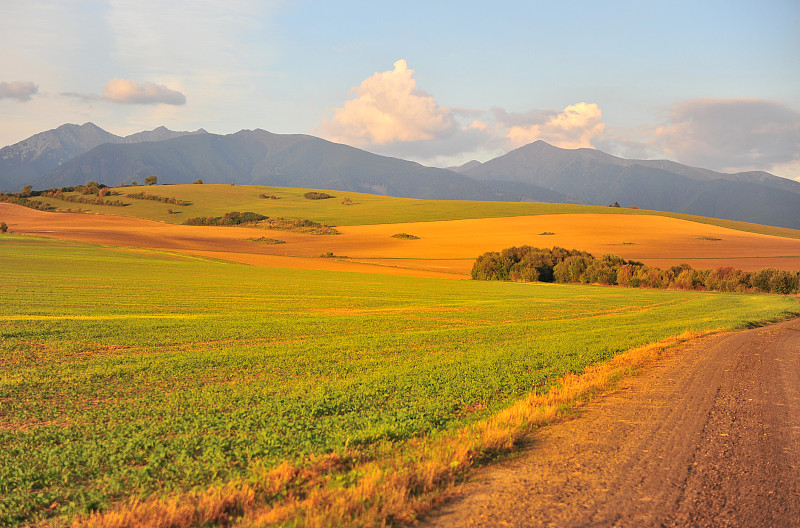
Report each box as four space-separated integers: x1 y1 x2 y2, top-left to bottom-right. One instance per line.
0 221 7 233
751 268 800 294
304 191 334 200
126 192 190 206
254 218 339 235
193 179 203 184
144 176 158 186
183 211 267 226
391 233 420 240
248 237 286 245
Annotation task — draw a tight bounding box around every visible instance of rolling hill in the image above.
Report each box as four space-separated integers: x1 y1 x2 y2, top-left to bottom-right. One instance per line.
3 124 800 228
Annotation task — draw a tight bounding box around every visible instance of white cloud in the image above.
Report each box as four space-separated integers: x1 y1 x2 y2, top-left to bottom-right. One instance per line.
504 102 606 149
102 78 186 105
0 81 38 102
319 59 454 146
652 98 800 174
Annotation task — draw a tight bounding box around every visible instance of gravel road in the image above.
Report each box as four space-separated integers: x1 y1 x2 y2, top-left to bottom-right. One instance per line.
421 317 800 527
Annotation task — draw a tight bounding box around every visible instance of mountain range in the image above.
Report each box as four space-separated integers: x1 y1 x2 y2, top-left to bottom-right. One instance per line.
2 123 799 229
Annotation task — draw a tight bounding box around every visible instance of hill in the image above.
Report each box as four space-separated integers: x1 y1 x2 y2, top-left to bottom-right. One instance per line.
463 140 800 229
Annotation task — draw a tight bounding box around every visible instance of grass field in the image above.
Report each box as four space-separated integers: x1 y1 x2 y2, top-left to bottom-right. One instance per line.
2 234 798 526
25 183 800 240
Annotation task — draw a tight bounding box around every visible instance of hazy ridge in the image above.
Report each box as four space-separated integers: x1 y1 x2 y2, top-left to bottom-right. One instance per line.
2 124 799 228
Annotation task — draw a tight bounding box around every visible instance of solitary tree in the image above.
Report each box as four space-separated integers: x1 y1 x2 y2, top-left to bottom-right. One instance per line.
0 222 7 233
144 175 158 186
193 179 203 184
21 185 32 197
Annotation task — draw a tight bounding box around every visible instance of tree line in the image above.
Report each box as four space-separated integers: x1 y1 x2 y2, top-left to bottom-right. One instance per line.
472 246 800 294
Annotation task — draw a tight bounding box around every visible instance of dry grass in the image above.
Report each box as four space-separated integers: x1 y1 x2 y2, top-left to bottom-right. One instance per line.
65 329 716 528
6 203 800 275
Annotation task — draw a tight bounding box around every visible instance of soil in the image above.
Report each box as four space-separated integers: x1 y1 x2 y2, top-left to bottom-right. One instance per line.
420 318 800 527
3 204 800 277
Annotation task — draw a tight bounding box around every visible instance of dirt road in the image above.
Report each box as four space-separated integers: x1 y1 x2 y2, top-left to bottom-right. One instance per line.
422 317 800 527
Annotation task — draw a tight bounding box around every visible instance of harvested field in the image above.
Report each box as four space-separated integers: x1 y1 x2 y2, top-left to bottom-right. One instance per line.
3 203 800 276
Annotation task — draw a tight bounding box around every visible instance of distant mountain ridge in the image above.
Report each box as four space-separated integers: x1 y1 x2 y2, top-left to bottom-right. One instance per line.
2 124 799 229
36 129 572 203
462 140 800 228
0 123 206 190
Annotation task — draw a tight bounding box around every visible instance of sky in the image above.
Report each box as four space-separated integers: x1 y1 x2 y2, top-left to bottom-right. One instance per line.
1 0 799 179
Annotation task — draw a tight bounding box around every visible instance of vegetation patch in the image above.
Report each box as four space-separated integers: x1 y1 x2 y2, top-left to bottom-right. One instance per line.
391 233 420 240
126 192 191 206
472 245 800 294
254 217 339 235
183 211 267 226
249 236 286 245
1 236 797 526
48 193 125 207
304 191 334 200
539 231 555 235
698 236 722 241
259 193 279 199
0 193 53 211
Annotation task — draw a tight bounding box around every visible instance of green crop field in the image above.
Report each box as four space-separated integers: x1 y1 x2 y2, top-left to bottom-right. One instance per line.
1 234 798 526
25 183 800 239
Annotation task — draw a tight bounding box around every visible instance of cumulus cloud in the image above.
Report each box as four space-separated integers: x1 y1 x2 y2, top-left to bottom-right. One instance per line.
652 98 800 173
319 59 454 146
102 78 186 105
0 81 38 102
503 102 606 149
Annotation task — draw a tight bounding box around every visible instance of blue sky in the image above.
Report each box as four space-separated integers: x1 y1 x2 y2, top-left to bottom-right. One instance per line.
1 0 798 178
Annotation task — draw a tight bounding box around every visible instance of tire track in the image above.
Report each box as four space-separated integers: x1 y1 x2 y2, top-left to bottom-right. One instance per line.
421 318 800 527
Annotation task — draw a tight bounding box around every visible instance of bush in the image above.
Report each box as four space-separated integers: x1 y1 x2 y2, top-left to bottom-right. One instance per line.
183 211 267 226
0 221 7 233
304 191 334 200
144 176 158 186
193 179 203 184
126 192 190 206
391 233 420 240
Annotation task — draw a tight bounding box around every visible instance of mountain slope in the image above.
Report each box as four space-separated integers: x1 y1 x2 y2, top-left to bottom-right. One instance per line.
0 123 206 191
464 141 800 229
41 129 574 203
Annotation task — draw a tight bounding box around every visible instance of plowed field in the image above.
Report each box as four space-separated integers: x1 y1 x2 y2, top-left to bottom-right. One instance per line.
3 203 800 276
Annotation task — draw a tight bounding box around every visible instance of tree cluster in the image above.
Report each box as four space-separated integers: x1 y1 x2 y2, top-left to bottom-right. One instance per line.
182 211 267 226
472 246 800 294
126 192 190 206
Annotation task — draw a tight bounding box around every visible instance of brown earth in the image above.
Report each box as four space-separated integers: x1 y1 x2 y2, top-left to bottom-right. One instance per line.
420 317 800 527
3 204 800 277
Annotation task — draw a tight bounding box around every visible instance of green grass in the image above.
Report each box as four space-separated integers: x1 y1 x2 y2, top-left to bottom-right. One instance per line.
1 234 798 525
26 183 800 239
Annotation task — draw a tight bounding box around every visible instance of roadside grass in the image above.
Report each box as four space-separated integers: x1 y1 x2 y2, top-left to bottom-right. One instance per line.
23 183 800 239
1 234 798 526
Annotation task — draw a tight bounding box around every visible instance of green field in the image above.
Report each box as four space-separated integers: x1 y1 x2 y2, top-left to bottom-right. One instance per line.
25 183 800 239
2 234 798 525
